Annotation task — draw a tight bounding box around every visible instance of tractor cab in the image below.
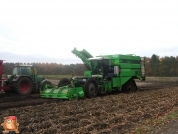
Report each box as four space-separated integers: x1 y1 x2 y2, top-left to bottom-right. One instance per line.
12 65 33 75
11 65 44 83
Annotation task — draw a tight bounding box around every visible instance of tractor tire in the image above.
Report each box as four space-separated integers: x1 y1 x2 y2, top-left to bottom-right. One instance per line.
58 78 70 87
84 78 98 98
122 79 137 93
40 80 52 91
16 77 33 95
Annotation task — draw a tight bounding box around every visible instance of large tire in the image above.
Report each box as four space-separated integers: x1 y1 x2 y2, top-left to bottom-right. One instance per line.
58 78 70 87
122 79 137 93
40 80 52 91
84 78 98 98
16 77 33 95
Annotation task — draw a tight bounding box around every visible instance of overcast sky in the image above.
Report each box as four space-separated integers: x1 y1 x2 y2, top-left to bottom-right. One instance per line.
0 0 178 64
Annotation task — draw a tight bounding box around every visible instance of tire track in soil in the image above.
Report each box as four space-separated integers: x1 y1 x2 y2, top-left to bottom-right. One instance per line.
0 93 64 110
0 81 177 111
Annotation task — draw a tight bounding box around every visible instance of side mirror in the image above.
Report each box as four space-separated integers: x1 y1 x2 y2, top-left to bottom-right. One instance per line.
114 66 121 75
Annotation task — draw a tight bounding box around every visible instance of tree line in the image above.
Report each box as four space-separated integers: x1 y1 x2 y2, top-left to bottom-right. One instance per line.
145 54 178 76
2 63 86 76
2 54 178 76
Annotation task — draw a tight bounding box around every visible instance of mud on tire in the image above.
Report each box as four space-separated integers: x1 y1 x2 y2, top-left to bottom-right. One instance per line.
40 80 52 92
84 78 98 98
16 77 33 95
122 79 137 93
58 78 70 87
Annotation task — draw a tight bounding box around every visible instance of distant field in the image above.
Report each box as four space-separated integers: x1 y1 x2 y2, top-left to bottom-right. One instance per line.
145 77 178 82
42 75 77 80
43 75 178 82
2 74 178 82
42 75 70 80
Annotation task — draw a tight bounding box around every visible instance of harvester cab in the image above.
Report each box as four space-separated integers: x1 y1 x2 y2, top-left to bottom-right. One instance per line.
88 57 117 79
40 48 146 100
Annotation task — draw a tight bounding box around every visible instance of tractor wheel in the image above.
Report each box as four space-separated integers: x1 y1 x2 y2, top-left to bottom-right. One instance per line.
84 78 98 98
122 79 137 93
40 80 52 91
16 77 33 95
58 78 70 87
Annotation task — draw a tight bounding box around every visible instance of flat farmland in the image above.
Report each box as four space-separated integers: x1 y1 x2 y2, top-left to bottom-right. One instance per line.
0 79 178 134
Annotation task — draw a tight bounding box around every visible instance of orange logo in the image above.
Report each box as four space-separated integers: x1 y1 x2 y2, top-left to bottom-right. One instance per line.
1 116 19 134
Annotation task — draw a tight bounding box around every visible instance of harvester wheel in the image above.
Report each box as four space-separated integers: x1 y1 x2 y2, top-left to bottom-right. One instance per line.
58 78 70 87
40 80 52 91
84 78 98 98
16 77 33 95
122 79 137 92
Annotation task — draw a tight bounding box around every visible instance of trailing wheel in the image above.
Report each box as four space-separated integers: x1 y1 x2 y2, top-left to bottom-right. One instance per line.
58 78 70 87
40 80 52 91
16 77 33 95
122 79 137 92
84 78 98 98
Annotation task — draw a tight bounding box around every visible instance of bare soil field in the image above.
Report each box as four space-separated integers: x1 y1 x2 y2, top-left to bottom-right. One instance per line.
0 81 178 134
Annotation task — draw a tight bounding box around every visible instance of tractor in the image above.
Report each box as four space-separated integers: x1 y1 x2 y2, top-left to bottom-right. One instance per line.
40 48 145 100
0 61 51 95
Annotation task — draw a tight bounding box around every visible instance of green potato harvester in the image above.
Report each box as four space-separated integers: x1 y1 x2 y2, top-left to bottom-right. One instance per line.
40 48 145 100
